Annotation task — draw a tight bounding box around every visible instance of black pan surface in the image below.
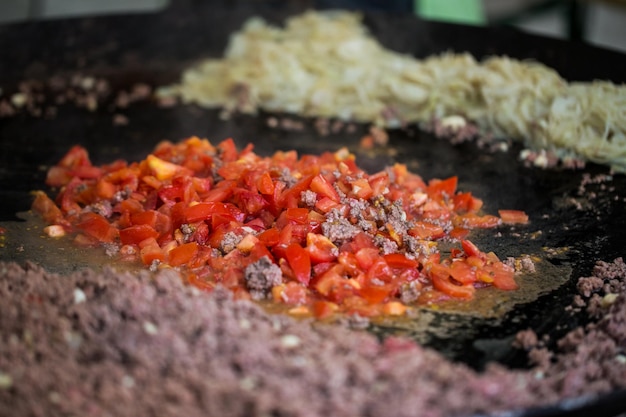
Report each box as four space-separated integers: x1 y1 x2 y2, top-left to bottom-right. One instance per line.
0 2 625 416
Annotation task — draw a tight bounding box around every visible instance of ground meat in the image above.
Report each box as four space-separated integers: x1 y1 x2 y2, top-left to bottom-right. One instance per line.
505 255 537 274
513 329 539 350
244 256 283 300
321 213 360 245
399 281 422 304
431 115 480 145
300 190 317 207
511 257 626 401
1 259 626 416
219 231 244 253
374 234 398 255
527 347 553 369
520 256 536 273
83 200 113 218
577 276 605 297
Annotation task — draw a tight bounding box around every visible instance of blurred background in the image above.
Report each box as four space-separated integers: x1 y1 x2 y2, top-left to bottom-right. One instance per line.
0 0 625 52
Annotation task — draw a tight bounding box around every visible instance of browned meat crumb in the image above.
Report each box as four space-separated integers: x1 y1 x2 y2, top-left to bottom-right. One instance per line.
244 256 283 300
321 216 360 244
219 231 244 253
300 190 317 207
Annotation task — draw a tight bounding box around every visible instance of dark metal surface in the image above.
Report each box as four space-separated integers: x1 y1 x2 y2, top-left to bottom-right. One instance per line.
1 3 625 416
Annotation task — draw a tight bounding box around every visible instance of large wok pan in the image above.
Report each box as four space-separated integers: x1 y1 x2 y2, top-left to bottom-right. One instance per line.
0 2 625 416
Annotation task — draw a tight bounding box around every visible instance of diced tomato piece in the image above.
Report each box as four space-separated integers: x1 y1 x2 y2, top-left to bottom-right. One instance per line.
453 192 484 213
455 213 501 229
279 174 315 208
483 262 518 290
76 212 117 243
45 166 73 188
305 233 338 264
70 165 103 180
256 171 275 195
31 191 68 227
368 171 390 196
449 260 476 284
203 186 233 203
408 221 445 240
382 301 407 316
120 224 159 246
147 154 187 181
234 188 268 215
352 247 377 271
498 209 529 225
312 300 339 319
185 201 229 223
310 174 341 202
249 243 274 263
217 138 239 162
366 258 393 283
187 273 215 292
236 234 259 253
448 227 470 240
168 242 199 266
95 179 116 199
461 240 483 258
285 243 312 285
258 228 280 247
349 178 373 200
284 208 310 225
313 265 343 296
315 197 340 213
338 252 361 276
359 284 392 304
276 281 308 305
427 176 458 198
140 239 165 265
383 253 418 269
430 263 475 299
130 210 157 227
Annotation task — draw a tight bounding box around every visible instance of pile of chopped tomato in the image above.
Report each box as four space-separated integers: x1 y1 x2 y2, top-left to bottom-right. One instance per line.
32 137 528 318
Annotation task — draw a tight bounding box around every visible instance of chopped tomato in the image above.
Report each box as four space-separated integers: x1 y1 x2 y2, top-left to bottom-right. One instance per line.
305 233 338 263
285 242 312 285
120 224 159 246
499 209 529 225
312 300 339 319
430 263 475 300
310 174 341 202
168 242 199 266
33 136 526 318
76 212 118 243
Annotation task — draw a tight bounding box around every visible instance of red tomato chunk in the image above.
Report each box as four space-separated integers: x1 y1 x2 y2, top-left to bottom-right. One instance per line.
33 136 526 318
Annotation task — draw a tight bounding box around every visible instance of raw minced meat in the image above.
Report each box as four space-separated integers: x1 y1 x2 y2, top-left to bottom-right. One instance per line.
1 258 625 417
